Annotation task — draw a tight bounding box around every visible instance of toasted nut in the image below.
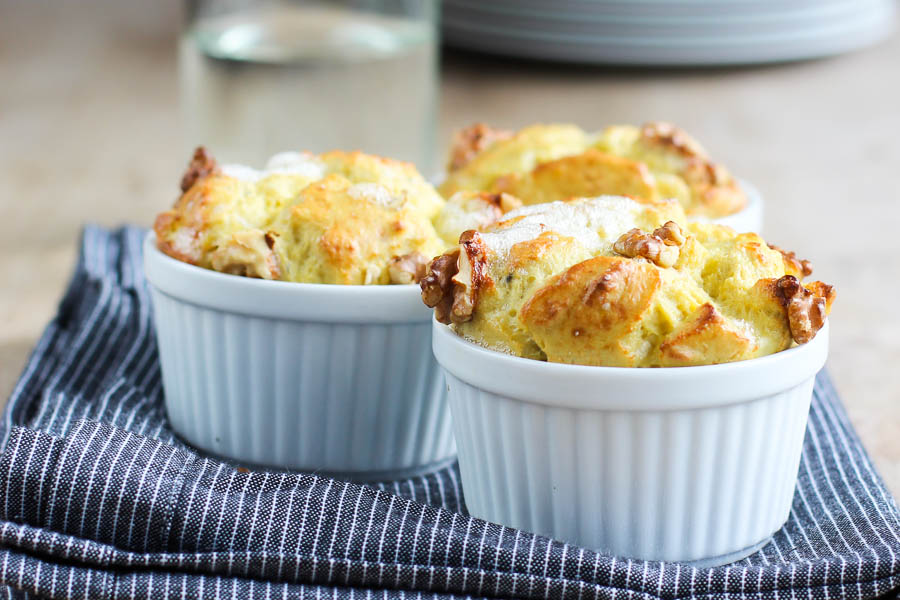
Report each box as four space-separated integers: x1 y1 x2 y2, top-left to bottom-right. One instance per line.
653 221 686 246
683 159 730 187
449 230 490 323
804 280 836 312
612 221 685 268
209 230 281 279
768 243 813 277
421 249 461 324
476 192 522 216
640 121 707 159
447 123 513 171
388 251 428 284
775 275 832 344
180 146 219 192
420 230 490 325
495 192 523 213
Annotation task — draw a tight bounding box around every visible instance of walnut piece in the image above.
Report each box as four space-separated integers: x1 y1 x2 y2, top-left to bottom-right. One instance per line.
768 243 813 277
447 124 513 171
421 249 461 324
640 121 707 159
420 231 488 324
450 230 490 323
209 230 281 279
775 275 832 344
653 220 686 246
388 251 428 284
180 146 219 192
612 221 685 268
482 192 522 215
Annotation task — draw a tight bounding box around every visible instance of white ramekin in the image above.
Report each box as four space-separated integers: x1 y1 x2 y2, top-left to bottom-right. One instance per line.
433 319 828 565
143 234 455 479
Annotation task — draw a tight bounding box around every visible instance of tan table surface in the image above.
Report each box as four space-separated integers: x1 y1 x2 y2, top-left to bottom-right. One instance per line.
1 3 898 491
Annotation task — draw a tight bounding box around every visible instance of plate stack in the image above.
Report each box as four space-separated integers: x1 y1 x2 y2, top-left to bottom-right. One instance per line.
443 0 896 66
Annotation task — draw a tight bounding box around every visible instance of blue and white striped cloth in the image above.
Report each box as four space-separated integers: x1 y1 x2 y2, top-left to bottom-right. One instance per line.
1 226 899 600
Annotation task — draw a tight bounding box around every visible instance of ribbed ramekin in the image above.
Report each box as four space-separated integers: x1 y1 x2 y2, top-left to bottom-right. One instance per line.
143 234 454 479
433 320 828 565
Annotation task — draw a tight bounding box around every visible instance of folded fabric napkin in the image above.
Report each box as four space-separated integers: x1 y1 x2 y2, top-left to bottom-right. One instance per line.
1 226 899 600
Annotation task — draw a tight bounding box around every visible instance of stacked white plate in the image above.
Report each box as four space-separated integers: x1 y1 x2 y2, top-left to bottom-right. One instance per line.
443 0 896 66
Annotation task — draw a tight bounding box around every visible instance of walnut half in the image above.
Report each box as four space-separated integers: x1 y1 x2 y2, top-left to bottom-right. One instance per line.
447 123 513 171
612 221 685 268
209 229 281 279
481 192 522 215
421 249 461 324
420 230 489 325
388 252 427 284
768 243 814 277
640 121 707 159
775 275 834 344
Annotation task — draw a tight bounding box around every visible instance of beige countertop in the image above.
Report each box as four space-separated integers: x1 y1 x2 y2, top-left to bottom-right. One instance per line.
1 3 899 491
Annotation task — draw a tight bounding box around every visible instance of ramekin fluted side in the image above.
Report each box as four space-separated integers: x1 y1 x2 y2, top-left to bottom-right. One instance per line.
151 288 454 475
445 373 813 564
433 319 828 565
143 231 455 478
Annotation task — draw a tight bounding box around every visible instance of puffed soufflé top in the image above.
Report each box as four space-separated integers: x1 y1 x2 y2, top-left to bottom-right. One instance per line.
421 196 834 367
154 148 519 285
439 121 746 219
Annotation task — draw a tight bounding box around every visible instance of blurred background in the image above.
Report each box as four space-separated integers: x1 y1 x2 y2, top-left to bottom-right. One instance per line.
1 0 898 487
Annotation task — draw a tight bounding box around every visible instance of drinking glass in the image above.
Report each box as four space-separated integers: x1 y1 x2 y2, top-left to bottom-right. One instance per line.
180 0 440 173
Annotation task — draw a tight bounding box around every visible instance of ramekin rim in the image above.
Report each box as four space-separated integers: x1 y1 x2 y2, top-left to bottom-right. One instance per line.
432 317 828 409
144 232 422 294
143 232 433 323
434 317 827 374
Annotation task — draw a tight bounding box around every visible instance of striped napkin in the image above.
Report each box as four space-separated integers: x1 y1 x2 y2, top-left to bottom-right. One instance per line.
1 226 899 600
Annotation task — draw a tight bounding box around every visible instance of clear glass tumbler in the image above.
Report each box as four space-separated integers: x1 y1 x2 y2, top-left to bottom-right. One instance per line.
180 0 440 173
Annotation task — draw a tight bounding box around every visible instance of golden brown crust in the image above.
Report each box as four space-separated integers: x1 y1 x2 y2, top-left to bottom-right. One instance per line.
639 122 746 217
422 197 835 366
153 211 199 264
158 147 450 285
507 231 570 270
774 275 833 344
682 158 745 216
447 123 513 171
519 256 661 366
658 303 756 366
180 146 219 193
493 150 658 205
442 121 748 218
768 243 814 277
421 249 461 324
612 221 685 268
155 148 226 264
316 223 360 278
388 251 428 284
